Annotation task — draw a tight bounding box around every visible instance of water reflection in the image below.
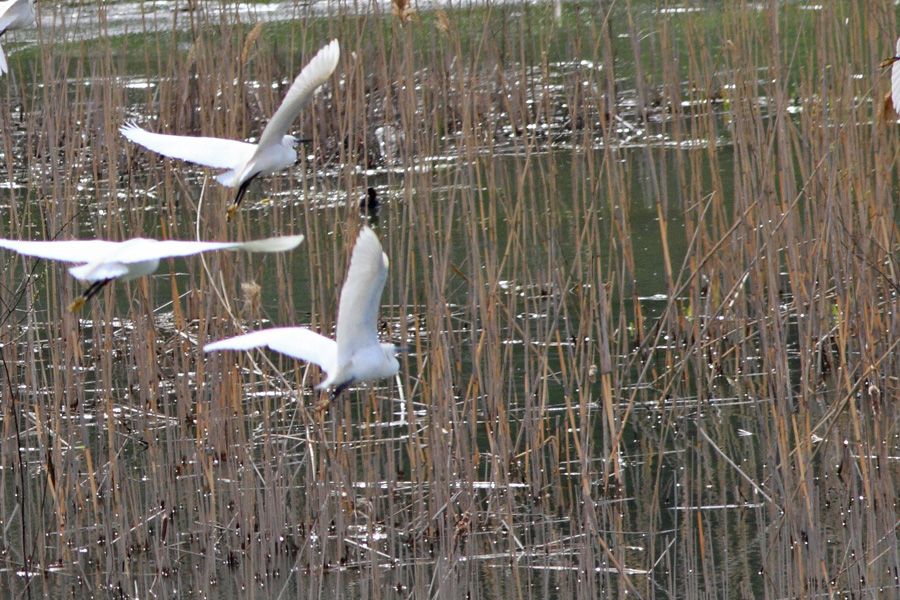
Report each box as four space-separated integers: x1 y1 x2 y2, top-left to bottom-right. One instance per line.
1 2 897 599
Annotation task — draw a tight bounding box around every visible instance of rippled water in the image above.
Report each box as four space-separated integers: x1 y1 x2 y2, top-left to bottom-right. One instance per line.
1 1 898 599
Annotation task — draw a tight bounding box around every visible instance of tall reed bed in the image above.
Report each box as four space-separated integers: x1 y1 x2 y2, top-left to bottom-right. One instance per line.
0 0 896 598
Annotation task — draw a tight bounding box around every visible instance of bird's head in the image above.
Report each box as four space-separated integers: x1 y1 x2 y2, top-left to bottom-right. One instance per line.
283 134 299 148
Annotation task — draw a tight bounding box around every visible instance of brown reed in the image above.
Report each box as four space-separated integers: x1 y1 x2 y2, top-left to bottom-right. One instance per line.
0 1 896 598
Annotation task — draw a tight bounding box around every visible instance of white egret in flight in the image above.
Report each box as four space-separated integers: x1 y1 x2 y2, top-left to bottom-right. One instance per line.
205 226 398 398
121 39 340 219
0 234 304 311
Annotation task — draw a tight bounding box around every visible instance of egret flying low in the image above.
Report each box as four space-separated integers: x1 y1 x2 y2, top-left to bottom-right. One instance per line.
880 37 900 117
205 226 399 398
0 234 304 311
0 0 35 75
120 39 340 219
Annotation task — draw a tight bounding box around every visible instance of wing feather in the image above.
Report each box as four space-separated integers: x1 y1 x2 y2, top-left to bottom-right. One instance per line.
256 40 340 150
0 0 33 33
120 123 256 171
205 327 338 375
335 227 388 367
0 4 20 33
0 238 121 263
0 235 302 266
111 236 304 263
235 234 305 253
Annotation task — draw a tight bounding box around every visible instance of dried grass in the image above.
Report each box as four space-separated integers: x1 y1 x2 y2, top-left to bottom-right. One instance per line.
0 1 897 598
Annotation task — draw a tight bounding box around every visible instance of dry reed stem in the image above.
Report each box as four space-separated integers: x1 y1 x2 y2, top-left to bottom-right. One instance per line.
0 1 896 598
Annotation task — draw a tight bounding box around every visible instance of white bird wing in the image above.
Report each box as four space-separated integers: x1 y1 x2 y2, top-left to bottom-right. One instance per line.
234 234 305 253
109 235 304 263
0 43 6 75
892 37 900 117
255 39 340 150
0 238 122 263
120 123 257 170
335 227 389 367
68 261 130 282
0 3 19 33
0 0 33 32
205 327 338 375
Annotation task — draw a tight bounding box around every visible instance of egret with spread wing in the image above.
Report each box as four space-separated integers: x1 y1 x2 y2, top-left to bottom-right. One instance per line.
121 39 340 219
0 234 304 310
205 227 398 398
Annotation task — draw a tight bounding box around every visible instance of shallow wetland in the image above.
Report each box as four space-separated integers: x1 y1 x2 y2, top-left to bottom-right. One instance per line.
0 1 898 598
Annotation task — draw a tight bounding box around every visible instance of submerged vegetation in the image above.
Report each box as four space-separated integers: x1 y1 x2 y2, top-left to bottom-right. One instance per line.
0 0 897 598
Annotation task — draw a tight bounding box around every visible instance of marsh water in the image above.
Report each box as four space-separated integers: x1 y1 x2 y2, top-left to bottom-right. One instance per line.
0 1 898 598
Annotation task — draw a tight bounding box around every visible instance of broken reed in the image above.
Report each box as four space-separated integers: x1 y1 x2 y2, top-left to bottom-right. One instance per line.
0 1 897 598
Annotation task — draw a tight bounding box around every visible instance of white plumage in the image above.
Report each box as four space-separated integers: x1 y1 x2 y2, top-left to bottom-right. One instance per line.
121 39 340 216
205 226 399 395
0 234 304 309
0 0 35 75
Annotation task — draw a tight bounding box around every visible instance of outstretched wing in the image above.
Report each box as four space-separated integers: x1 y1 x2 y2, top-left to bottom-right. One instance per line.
335 226 389 367
256 40 340 150
205 327 338 376
0 238 121 263
110 235 304 264
235 235 305 253
120 123 257 171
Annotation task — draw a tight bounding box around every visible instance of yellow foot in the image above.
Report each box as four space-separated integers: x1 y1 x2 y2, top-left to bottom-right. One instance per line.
68 296 87 312
225 204 239 221
314 396 331 416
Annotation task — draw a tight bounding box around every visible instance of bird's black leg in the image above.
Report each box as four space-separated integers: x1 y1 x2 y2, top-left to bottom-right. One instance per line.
314 380 354 415
330 380 354 401
227 173 260 220
84 278 114 301
69 278 113 312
